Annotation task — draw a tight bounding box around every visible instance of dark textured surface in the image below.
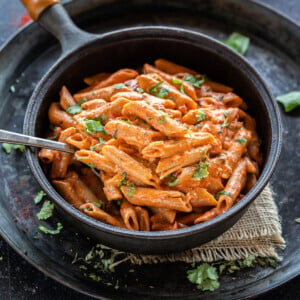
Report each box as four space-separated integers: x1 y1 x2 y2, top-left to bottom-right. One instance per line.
0 0 299 299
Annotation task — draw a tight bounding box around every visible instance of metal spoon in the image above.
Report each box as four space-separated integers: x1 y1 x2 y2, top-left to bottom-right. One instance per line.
0 129 75 154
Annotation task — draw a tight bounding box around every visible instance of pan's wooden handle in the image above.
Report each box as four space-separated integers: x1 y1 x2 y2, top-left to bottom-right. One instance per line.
20 0 60 21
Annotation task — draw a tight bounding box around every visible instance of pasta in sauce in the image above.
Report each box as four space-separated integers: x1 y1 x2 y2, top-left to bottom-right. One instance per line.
39 59 261 231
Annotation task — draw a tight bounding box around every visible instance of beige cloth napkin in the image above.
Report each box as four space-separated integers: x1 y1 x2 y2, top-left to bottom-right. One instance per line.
126 185 285 265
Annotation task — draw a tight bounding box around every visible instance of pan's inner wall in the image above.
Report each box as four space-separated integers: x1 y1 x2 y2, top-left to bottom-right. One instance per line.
34 35 271 168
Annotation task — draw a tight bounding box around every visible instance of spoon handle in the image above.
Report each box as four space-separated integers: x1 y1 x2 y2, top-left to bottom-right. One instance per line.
0 129 74 154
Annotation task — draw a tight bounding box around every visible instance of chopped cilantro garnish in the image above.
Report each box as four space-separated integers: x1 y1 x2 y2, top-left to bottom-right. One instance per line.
223 32 250 55
276 91 300 112
113 129 118 139
215 191 232 198
158 115 168 124
220 118 229 127
118 172 127 188
66 98 87 114
171 78 185 94
37 200 54 220
38 222 63 235
187 263 220 292
235 137 247 144
184 75 206 88
295 217 300 223
92 201 102 208
90 138 106 151
167 174 179 186
136 87 144 93
127 184 136 197
196 109 206 122
2 143 25 154
66 105 82 114
114 83 125 90
149 81 169 98
34 190 46 204
84 119 107 135
193 158 209 180
47 135 58 140
89 273 102 282
120 119 132 124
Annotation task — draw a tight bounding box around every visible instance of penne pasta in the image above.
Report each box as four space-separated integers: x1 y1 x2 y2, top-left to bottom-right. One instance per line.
39 59 262 231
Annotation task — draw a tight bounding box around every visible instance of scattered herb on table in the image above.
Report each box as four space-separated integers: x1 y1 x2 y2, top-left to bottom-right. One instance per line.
295 217 300 223
38 222 63 235
187 256 277 291
223 32 250 55
2 143 25 154
34 190 46 204
0 256 3 262
276 91 300 112
187 263 220 292
37 200 54 220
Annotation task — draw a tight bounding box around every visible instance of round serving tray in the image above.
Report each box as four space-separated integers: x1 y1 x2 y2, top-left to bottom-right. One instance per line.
0 0 299 299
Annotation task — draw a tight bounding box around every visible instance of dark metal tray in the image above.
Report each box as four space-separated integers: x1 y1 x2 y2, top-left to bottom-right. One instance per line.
0 0 299 299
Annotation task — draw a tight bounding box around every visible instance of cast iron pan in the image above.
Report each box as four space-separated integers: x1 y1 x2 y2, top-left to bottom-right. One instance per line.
21 0 281 254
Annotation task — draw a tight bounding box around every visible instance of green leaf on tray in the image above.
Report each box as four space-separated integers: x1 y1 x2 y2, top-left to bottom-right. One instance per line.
276 91 300 112
34 190 47 204
2 143 25 154
37 200 54 220
223 32 250 55
187 263 220 291
38 222 63 235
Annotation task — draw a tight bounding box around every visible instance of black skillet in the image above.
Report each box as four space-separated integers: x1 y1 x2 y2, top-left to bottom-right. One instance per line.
20 0 282 254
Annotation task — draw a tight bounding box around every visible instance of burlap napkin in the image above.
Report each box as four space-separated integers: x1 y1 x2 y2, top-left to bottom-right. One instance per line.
127 185 285 265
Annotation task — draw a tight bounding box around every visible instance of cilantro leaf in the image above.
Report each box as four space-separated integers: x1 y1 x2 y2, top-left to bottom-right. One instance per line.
223 32 250 55
2 143 25 154
167 174 179 186
114 83 125 90
220 118 229 127
187 263 220 291
295 217 300 223
84 119 107 135
90 138 106 151
193 158 209 180
235 137 247 144
66 105 82 114
127 184 136 197
118 172 127 188
149 81 169 98
184 75 206 88
37 200 54 220
215 191 232 198
34 190 47 204
38 222 63 235
196 109 206 122
158 115 168 124
276 91 300 112
66 98 87 114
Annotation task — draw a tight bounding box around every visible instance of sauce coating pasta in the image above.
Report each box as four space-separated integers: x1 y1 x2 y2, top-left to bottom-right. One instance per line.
40 59 261 231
